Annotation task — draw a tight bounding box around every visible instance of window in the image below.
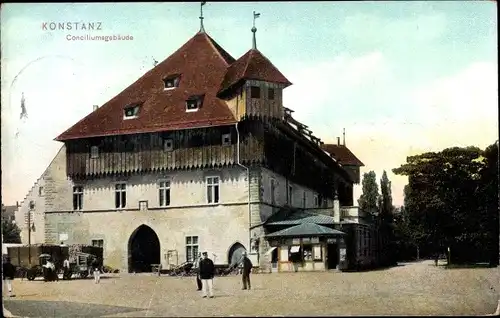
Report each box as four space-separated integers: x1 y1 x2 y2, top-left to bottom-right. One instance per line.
163 75 180 89
186 95 203 112
303 244 313 261
185 236 199 263
314 195 319 208
222 133 231 146
90 146 99 159
270 179 276 205
206 176 220 204
91 239 104 248
268 88 275 100
124 105 140 119
164 138 173 151
159 181 170 207
39 186 44 197
250 86 261 98
139 200 148 211
287 185 293 205
313 245 323 261
73 186 83 211
115 183 126 209
302 191 306 208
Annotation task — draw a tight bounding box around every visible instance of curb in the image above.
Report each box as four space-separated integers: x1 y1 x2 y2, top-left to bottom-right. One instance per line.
3 305 16 318
486 299 500 316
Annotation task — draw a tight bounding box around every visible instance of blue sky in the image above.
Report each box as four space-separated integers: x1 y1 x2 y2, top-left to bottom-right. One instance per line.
1 1 497 206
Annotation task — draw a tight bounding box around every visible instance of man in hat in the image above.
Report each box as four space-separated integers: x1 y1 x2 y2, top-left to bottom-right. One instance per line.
193 252 203 291
3 256 16 297
241 251 253 290
198 251 215 298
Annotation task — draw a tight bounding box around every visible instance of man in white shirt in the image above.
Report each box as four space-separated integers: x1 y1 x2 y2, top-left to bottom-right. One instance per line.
193 253 202 291
63 258 71 280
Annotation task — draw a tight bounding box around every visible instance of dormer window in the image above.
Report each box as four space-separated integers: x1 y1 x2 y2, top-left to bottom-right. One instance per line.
163 74 180 90
268 88 275 100
124 103 140 119
222 133 231 146
186 95 203 112
163 138 173 151
250 86 261 99
90 146 99 159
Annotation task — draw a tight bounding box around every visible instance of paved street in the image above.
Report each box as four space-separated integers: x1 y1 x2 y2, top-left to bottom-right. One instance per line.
3 261 499 317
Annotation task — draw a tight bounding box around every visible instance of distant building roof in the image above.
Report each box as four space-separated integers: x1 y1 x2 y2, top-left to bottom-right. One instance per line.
321 144 364 167
1 205 17 219
266 223 345 238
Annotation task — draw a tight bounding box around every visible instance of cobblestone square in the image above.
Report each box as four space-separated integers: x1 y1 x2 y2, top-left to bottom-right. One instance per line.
4 261 499 317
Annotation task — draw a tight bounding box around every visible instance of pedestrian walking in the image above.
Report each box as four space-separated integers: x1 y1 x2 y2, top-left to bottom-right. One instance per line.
198 251 215 298
63 257 71 280
43 258 57 282
91 257 100 284
241 251 253 290
193 253 203 291
3 257 16 297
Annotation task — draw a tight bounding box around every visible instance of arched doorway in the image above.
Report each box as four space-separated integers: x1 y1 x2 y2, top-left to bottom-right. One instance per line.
228 242 246 267
128 225 160 273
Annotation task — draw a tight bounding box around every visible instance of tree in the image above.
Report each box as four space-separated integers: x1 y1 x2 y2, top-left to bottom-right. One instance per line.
478 142 499 266
377 171 397 265
2 219 21 243
358 171 379 218
380 171 393 216
393 146 493 264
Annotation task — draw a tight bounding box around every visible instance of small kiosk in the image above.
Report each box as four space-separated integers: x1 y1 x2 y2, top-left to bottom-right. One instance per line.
266 223 346 272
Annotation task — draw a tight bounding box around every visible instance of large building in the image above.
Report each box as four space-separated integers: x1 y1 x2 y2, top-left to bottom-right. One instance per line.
17 12 381 273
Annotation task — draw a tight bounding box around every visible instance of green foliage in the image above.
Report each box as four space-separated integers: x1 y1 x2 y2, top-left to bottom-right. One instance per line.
393 143 499 265
358 171 379 216
380 171 393 216
2 218 21 243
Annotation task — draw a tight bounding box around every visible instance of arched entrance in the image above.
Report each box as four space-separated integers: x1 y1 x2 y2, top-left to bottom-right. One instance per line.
228 242 246 267
128 225 160 273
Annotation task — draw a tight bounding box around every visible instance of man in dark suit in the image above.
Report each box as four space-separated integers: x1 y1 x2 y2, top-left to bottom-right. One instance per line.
241 252 253 290
3 257 16 297
198 251 215 298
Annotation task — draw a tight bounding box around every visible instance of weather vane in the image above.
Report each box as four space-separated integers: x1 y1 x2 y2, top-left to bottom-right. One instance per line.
200 2 207 33
252 11 260 50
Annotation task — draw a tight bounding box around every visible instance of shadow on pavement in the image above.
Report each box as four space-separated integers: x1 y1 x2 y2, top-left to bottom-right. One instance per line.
341 263 405 273
3 299 143 317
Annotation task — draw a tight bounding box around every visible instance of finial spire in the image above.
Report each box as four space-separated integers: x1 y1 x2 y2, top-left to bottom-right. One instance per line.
199 2 207 33
252 11 260 50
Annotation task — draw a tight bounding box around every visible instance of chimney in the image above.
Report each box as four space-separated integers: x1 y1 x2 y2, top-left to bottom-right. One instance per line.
93 105 99 111
343 128 346 146
337 137 340 146
16 201 19 208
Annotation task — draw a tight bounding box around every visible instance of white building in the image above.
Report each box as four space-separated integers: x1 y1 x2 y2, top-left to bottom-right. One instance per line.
21 15 377 273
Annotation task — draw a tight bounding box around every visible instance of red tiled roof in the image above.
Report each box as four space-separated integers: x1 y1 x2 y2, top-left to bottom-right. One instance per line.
321 144 365 167
218 49 292 95
56 32 238 141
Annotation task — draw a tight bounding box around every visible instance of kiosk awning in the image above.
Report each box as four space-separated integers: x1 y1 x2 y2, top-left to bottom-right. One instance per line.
266 223 346 238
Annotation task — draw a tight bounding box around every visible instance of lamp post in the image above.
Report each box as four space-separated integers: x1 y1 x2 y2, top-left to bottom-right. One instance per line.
28 200 35 266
